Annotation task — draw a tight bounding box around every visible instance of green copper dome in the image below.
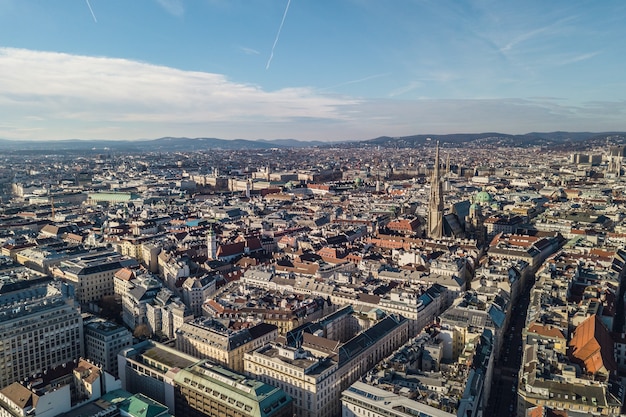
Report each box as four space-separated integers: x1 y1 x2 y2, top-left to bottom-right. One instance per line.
475 188 493 203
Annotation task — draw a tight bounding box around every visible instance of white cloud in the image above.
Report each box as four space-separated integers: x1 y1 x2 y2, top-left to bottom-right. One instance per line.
0 47 624 141
0 47 359 134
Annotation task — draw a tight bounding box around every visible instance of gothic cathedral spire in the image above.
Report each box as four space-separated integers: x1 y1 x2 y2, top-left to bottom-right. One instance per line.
428 141 444 239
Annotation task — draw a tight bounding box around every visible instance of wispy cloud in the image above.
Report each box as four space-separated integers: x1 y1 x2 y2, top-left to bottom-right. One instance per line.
499 15 578 53
319 73 391 92
559 51 601 65
156 0 184 17
240 47 260 55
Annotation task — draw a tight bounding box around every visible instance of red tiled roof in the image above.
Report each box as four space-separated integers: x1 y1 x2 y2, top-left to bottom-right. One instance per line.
526 405 544 417
114 267 135 281
569 314 616 374
206 300 225 313
528 323 566 340
387 218 420 232
217 241 245 257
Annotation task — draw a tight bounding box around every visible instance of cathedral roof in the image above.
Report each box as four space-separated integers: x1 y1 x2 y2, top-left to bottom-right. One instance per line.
569 314 616 375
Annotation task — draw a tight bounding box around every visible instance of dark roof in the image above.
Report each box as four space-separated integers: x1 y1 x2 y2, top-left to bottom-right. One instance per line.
248 322 278 339
326 235 348 245
68 260 123 276
337 315 407 366
0 276 52 294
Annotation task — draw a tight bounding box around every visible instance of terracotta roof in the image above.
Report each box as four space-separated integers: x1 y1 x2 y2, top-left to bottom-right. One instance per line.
206 300 225 313
317 246 347 260
217 237 263 259
75 359 101 384
217 241 245 257
508 235 539 248
589 248 616 258
526 405 544 417
114 267 136 281
387 218 420 232
275 260 319 275
569 314 616 374
528 323 566 340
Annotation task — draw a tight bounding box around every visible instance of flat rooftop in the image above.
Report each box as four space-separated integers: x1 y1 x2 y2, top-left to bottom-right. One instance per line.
141 345 196 370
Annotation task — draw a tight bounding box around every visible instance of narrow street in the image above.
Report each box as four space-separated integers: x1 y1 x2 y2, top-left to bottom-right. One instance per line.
485 284 532 416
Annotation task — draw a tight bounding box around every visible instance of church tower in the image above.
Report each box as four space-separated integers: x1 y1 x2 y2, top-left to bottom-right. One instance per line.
428 141 444 239
608 146 622 177
207 226 217 260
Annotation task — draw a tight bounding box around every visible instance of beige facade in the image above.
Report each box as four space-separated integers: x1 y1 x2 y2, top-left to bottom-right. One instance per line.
244 345 338 417
54 252 129 304
244 315 409 417
176 320 277 373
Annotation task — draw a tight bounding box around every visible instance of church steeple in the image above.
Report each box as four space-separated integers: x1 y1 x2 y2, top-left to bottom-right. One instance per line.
207 225 217 260
428 141 444 239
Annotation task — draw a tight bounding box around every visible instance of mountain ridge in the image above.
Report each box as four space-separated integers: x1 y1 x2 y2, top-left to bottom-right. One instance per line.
0 132 625 152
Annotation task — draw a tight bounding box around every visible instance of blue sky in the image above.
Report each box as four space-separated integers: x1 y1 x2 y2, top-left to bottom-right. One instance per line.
0 0 625 141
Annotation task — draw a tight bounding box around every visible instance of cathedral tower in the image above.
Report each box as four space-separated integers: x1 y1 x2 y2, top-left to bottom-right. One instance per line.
428 141 444 239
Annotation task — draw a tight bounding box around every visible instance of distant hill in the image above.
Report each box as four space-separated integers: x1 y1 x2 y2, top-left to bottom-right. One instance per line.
0 137 326 153
358 132 626 149
0 132 625 152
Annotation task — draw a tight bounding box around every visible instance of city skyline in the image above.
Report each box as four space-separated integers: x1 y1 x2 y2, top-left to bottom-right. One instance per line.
1 0 625 141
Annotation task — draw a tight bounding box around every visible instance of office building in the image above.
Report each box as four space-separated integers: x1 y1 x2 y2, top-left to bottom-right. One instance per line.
174 361 293 417
84 317 132 378
53 251 136 304
118 340 198 412
0 280 84 388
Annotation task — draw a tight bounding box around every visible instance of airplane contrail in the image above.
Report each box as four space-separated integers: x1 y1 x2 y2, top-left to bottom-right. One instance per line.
86 0 98 23
266 0 291 70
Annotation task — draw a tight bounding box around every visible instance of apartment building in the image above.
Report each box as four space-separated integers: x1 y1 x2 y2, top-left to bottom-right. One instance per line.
0 280 84 388
175 319 277 373
84 317 132 378
53 251 136 304
244 314 409 417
